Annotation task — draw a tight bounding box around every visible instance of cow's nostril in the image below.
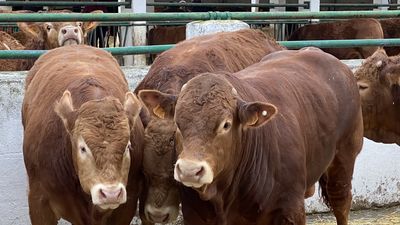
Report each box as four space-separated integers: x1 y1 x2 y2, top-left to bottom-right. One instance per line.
99 188 107 199
74 28 78 33
195 166 204 177
61 29 67 34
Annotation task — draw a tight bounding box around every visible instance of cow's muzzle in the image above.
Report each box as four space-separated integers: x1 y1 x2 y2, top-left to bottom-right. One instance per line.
90 183 127 210
174 159 214 188
145 204 178 223
58 25 82 46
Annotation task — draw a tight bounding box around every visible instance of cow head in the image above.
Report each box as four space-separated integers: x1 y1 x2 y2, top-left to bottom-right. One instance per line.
17 10 102 49
354 48 400 143
55 90 142 210
146 74 277 200
137 90 180 223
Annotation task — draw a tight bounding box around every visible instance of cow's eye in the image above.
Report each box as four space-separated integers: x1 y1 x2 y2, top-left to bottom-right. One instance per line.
169 137 174 145
80 146 86 153
77 22 83 27
46 25 52 31
223 121 232 130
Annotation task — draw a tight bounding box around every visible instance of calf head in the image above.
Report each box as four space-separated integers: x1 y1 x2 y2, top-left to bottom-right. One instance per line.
148 74 277 200
17 11 101 49
137 90 180 223
354 48 400 143
55 91 142 210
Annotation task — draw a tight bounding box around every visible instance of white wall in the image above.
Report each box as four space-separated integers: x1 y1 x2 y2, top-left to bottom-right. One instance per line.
0 62 399 224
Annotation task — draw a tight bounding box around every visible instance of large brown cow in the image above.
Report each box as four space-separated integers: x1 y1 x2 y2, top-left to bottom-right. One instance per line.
22 45 144 225
354 48 400 145
157 48 363 225
288 18 384 59
147 25 186 62
135 29 285 224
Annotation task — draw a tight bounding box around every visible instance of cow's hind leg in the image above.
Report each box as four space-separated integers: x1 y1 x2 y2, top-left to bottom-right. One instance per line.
28 188 58 225
319 118 363 225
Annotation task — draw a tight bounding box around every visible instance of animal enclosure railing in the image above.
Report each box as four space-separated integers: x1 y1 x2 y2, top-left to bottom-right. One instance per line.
2 38 400 59
1 10 400 22
0 1 130 7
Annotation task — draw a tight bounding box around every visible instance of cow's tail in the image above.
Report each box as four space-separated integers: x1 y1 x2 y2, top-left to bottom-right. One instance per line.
318 174 332 209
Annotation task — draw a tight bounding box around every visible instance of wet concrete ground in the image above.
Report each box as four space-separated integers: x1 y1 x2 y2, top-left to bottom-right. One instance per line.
308 205 400 225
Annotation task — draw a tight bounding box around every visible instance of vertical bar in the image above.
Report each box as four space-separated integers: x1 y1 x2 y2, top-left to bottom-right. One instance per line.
133 0 147 66
119 0 134 66
251 0 259 13
310 0 320 23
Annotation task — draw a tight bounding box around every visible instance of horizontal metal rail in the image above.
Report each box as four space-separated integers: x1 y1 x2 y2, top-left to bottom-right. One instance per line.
321 4 400 8
147 3 309 8
0 1 129 7
0 10 400 22
1 39 400 59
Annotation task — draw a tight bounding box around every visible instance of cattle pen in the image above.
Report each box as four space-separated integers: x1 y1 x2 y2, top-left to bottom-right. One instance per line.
0 1 400 225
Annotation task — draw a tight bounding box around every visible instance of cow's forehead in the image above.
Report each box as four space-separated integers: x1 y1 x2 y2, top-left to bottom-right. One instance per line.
46 21 80 29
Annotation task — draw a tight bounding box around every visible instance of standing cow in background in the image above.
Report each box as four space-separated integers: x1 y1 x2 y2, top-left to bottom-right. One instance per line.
155 48 363 225
354 48 400 145
0 10 101 71
379 18 400 56
288 18 384 59
135 29 285 224
22 45 144 225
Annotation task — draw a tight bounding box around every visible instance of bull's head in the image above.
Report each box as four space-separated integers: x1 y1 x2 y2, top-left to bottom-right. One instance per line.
54 90 142 210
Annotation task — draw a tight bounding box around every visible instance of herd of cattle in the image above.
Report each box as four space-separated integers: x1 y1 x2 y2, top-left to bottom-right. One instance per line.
0 9 398 225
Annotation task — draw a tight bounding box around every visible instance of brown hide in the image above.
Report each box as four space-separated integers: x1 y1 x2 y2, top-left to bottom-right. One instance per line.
22 45 144 225
135 29 284 224
148 26 186 62
379 18 400 56
0 31 24 71
354 49 400 145
288 18 384 59
173 48 363 225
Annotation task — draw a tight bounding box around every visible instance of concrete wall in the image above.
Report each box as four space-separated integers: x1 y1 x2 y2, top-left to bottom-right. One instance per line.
0 61 399 225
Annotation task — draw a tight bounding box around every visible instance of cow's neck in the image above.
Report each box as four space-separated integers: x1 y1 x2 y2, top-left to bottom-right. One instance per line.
365 103 400 145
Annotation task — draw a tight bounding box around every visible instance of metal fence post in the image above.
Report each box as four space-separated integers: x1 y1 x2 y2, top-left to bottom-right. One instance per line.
132 0 147 66
0 0 10 11
119 0 134 66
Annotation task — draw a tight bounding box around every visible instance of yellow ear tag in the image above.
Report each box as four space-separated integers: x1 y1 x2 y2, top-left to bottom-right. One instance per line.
153 105 166 119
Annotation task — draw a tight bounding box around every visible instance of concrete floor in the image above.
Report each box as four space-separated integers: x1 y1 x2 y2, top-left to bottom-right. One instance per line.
308 205 400 225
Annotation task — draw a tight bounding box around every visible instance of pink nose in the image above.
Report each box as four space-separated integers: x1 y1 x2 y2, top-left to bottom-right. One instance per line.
98 186 123 202
60 26 79 40
175 161 205 182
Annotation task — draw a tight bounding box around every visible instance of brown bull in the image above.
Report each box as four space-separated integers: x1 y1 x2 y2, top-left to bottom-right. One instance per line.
22 45 144 225
355 48 400 145
135 29 285 224
288 18 384 59
153 48 363 225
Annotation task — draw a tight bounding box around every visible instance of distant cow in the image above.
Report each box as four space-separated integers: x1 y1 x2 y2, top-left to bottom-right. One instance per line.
354 48 400 145
135 29 285 224
22 45 144 225
379 18 400 56
147 25 186 62
163 48 363 224
288 18 384 59
0 10 101 71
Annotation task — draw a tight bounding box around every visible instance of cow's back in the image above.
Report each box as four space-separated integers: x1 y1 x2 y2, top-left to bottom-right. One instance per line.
288 18 383 59
135 29 284 94
380 18 400 56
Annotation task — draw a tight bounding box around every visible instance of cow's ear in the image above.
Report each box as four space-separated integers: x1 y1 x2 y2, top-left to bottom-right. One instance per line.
18 22 42 39
82 10 103 34
138 90 177 119
55 90 77 133
238 100 277 127
124 92 142 128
